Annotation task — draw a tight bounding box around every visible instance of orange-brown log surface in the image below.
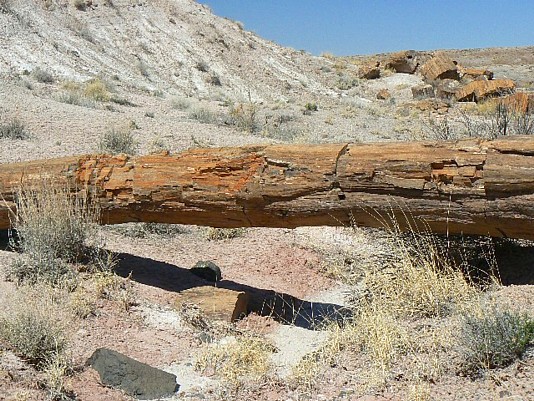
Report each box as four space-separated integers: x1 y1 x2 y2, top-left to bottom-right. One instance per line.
1 137 533 240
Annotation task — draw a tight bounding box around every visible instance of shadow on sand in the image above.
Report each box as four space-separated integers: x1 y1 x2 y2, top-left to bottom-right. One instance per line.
114 252 350 330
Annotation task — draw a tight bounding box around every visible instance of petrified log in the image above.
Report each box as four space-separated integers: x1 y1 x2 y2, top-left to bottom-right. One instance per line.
1 137 533 240
175 286 249 323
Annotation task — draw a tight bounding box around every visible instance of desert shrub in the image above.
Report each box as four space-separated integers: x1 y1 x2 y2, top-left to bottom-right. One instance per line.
0 287 70 369
56 90 96 108
457 304 533 375
99 128 137 154
424 117 456 141
111 222 190 238
0 118 30 140
196 61 209 72
0 0 12 13
84 78 111 101
189 107 219 124
6 184 102 285
171 97 191 110
227 102 258 133
195 337 275 386
459 101 534 139
208 74 222 86
204 227 246 241
73 0 86 11
110 96 135 106
33 67 55 83
304 102 318 112
137 60 149 77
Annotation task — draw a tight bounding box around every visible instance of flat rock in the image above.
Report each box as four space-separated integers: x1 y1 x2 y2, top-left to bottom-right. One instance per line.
87 348 179 400
175 286 249 323
456 78 515 102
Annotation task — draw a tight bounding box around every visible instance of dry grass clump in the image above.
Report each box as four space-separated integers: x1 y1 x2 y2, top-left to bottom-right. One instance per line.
0 285 75 400
357 231 477 318
292 217 526 395
6 183 105 285
195 336 275 387
83 78 111 102
110 222 190 238
204 227 246 241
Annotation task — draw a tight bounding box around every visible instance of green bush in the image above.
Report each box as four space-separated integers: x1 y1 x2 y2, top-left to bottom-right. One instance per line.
99 128 137 155
457 305 534 375
33 67 55 83
0 118 30 140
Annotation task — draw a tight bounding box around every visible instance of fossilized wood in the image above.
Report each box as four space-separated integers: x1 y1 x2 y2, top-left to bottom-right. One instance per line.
1 137 534 240
175 286 249 323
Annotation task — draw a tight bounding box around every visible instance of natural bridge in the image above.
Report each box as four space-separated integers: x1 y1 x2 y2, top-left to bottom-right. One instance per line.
1 136 533 240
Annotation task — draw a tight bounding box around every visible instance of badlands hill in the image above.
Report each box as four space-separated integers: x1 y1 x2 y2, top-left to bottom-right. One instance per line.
0 0 331 101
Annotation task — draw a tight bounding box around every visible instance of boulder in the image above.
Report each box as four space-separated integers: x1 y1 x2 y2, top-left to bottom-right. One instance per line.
384 50 419 74
87 348 178 400
376 88 391 100
190 260 222 282
500 92 534 114
456 79 515 102
175 286 249 323
411 84 435 99
435 79 461 99
458 65 493 82
358 61 380 79
419 52 459 82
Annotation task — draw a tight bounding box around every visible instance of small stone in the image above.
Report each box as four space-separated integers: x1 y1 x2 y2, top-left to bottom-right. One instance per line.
376 88 391 100
190 260 222 282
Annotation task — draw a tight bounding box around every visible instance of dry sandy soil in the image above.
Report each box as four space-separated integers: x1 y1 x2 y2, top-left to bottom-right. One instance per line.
0 1 533 400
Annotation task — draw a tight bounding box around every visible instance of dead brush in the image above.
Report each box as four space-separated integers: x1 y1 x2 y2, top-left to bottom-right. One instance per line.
6 183 103 285
292 207 499 393
195 335 276 388
0 284 72 371
352 211 479 318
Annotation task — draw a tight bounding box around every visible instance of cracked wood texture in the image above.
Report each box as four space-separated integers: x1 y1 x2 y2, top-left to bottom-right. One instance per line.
0 137 533 240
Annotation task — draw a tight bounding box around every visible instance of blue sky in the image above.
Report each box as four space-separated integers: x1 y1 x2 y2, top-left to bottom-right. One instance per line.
197 1 534 56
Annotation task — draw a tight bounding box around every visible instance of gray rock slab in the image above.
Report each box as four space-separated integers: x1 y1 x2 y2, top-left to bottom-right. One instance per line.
87 348 179 400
